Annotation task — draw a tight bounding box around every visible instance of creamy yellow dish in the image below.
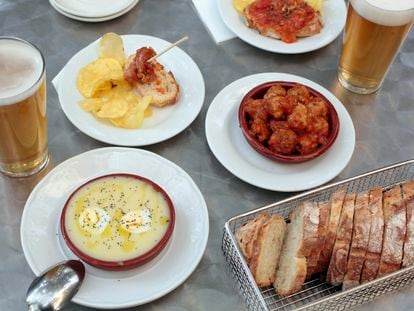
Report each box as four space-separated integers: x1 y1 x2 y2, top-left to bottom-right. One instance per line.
64 175 171 262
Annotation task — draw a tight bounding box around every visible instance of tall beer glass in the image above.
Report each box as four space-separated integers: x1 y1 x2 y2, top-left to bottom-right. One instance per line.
338 0 414 94
0 37 48 177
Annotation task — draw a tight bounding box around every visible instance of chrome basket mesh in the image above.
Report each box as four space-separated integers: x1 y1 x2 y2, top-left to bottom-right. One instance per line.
222 159 414 311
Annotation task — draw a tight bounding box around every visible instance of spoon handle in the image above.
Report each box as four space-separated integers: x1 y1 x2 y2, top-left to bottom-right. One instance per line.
28 305 41 311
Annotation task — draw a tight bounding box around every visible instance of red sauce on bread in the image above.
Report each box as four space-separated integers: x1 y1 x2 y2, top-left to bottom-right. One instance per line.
246 0 317 43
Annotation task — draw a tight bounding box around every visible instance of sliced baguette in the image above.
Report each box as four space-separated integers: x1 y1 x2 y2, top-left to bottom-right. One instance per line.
124 54 179 107
301 201 320 258
343 191 371 289
402 180 414 268
274 202 319 296
306 201 330 279
377 186 406 277
361 187 384 283
250 215 287 287
235 213 270 262
135 69 179 107
244 2 323 42
316 189 346 274
326 193 356 286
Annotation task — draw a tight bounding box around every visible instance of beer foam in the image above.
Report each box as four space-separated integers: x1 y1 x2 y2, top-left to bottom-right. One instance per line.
351 0 414 26
0 38 44 106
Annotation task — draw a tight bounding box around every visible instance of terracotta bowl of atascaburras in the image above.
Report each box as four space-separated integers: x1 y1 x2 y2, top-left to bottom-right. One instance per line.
238 81 339 163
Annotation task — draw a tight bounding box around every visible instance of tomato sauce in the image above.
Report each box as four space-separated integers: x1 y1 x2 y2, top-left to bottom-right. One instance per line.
247 0 316 43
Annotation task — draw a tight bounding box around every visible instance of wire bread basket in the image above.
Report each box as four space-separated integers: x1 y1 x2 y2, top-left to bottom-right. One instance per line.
222 159 414 310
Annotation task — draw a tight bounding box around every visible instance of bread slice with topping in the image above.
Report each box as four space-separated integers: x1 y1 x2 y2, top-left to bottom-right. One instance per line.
402 180 414 268
124 53 179 107
361 187 384 283
250 215 287 286
327 193 356 286
343 191 371 289
274 201 319 296
316 189 346 274
306 201 330 279
244 0 323 43
135 69 179 107
235 213 270 262
377 186 406 277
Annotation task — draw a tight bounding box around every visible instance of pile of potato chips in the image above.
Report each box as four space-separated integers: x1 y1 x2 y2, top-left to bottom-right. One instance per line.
77 33 152 129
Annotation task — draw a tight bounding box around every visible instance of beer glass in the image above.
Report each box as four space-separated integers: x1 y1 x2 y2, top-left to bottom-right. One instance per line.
0 37 49 177
338 0 414 94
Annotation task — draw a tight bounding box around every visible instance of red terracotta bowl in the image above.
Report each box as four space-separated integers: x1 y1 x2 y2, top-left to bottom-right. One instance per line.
239 81 340 163
60 173 175 271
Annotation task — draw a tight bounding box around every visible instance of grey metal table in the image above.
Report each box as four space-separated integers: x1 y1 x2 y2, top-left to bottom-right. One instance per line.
1 0 414 310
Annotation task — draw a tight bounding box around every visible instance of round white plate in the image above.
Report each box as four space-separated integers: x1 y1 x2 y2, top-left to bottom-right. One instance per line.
218 0 347 54
205 73 355 192
20 147 209 309
53 0 135 18
55 35 205 146
49 0 138 22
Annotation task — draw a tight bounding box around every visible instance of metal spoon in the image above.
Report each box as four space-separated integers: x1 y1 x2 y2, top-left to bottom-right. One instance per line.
26 260 85 311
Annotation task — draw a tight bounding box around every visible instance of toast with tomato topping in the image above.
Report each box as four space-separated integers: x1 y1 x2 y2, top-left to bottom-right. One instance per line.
124 48 179 107
244 0 323 43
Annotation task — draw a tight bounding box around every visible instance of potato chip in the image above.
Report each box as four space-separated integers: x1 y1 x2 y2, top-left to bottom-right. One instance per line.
99 33 125 67
144 107 153 117
137 96 152 111
96 94 129 119
79 98 104 112
110 96 152 129
77 34 156 129
112 79 133 90
77 58 124 98
233 0 256 14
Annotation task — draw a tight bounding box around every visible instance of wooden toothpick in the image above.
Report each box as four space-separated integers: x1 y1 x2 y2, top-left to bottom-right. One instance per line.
147 36 189 62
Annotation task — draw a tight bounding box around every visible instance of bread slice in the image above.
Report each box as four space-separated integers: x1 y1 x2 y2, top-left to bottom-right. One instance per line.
377 186 406 277
301 201 320 258
250 215 287 286
326 193 356 286
343 191 371 289
274 202 319 296
244 1 323 42
300 201 320 278
402 180 414 268
124 54 179 107
316 189 346 274
235 213 270 262
135 69 179 107
296 13 323 37
361 187 384 283
306 201 330 279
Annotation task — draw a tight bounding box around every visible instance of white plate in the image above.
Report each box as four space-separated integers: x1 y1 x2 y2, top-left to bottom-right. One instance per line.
217 0 347 54
54 0 135 18
205 73 355 192
49 0 138 22
20 147 209 309
55 35 205 146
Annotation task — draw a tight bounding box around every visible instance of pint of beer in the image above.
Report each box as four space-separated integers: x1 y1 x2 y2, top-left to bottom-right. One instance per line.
338 0 414 94
0 37 48 177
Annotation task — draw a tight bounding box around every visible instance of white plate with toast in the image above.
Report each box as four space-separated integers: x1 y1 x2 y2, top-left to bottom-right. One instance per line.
205 73 355 192
54 35 205 146
217 0 346 54
21 147 209 309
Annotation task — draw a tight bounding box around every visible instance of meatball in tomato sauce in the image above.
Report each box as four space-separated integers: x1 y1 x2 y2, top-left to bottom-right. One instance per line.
243 83 331 156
